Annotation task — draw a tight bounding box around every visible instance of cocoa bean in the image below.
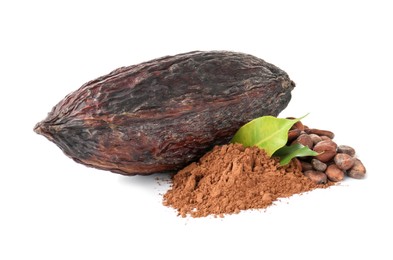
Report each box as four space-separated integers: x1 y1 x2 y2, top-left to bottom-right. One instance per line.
292 133 313 149
286 117 304 131
334 153 355 170
320 136 332 141
313 140 338 163
300 161 313 171
305 128 335 139
292 121 305 131
347 159 366 179
292 158 302 171
311 158 327 172
325 164 345 182
34 51 295 175
337 145 356 157
288 129 301 143
304 170 328 184
309 134 322 145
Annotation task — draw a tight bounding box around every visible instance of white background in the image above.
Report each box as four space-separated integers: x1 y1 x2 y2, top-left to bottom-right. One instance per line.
1 0 392 259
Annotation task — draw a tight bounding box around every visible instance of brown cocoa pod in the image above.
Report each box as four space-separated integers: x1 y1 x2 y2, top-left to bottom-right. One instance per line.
347 159 366 179
34 51 295 175
304 170 328 184
334 153 355 170
325 164 345 182
313 140 338 163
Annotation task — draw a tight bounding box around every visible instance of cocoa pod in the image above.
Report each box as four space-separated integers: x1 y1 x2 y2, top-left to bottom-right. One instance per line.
34 51 295 175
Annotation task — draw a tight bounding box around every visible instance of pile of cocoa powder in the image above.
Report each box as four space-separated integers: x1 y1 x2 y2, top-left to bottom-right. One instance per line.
163 143 332 217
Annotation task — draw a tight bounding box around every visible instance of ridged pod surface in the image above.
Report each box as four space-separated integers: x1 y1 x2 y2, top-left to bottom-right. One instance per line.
34 51 295 175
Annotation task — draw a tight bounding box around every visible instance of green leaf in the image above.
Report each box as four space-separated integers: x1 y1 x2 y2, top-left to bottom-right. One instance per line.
274 143 318 165
231 114 307 156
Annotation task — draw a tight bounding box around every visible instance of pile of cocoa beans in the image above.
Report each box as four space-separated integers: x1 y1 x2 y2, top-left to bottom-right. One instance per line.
288 119 366 184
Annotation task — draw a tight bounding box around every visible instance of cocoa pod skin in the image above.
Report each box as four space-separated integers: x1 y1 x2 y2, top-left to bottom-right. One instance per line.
34 51 295 175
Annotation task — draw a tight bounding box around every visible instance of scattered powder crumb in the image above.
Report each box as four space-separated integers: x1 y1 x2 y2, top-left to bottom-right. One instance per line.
163 143 332 217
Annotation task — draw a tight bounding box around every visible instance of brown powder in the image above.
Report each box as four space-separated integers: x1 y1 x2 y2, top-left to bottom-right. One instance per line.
163 143 332 217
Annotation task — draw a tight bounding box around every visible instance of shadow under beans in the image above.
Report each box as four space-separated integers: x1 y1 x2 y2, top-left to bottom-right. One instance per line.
117 172 174 189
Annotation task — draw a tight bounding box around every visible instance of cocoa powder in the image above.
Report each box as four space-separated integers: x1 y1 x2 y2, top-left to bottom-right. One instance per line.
163 143 332 217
